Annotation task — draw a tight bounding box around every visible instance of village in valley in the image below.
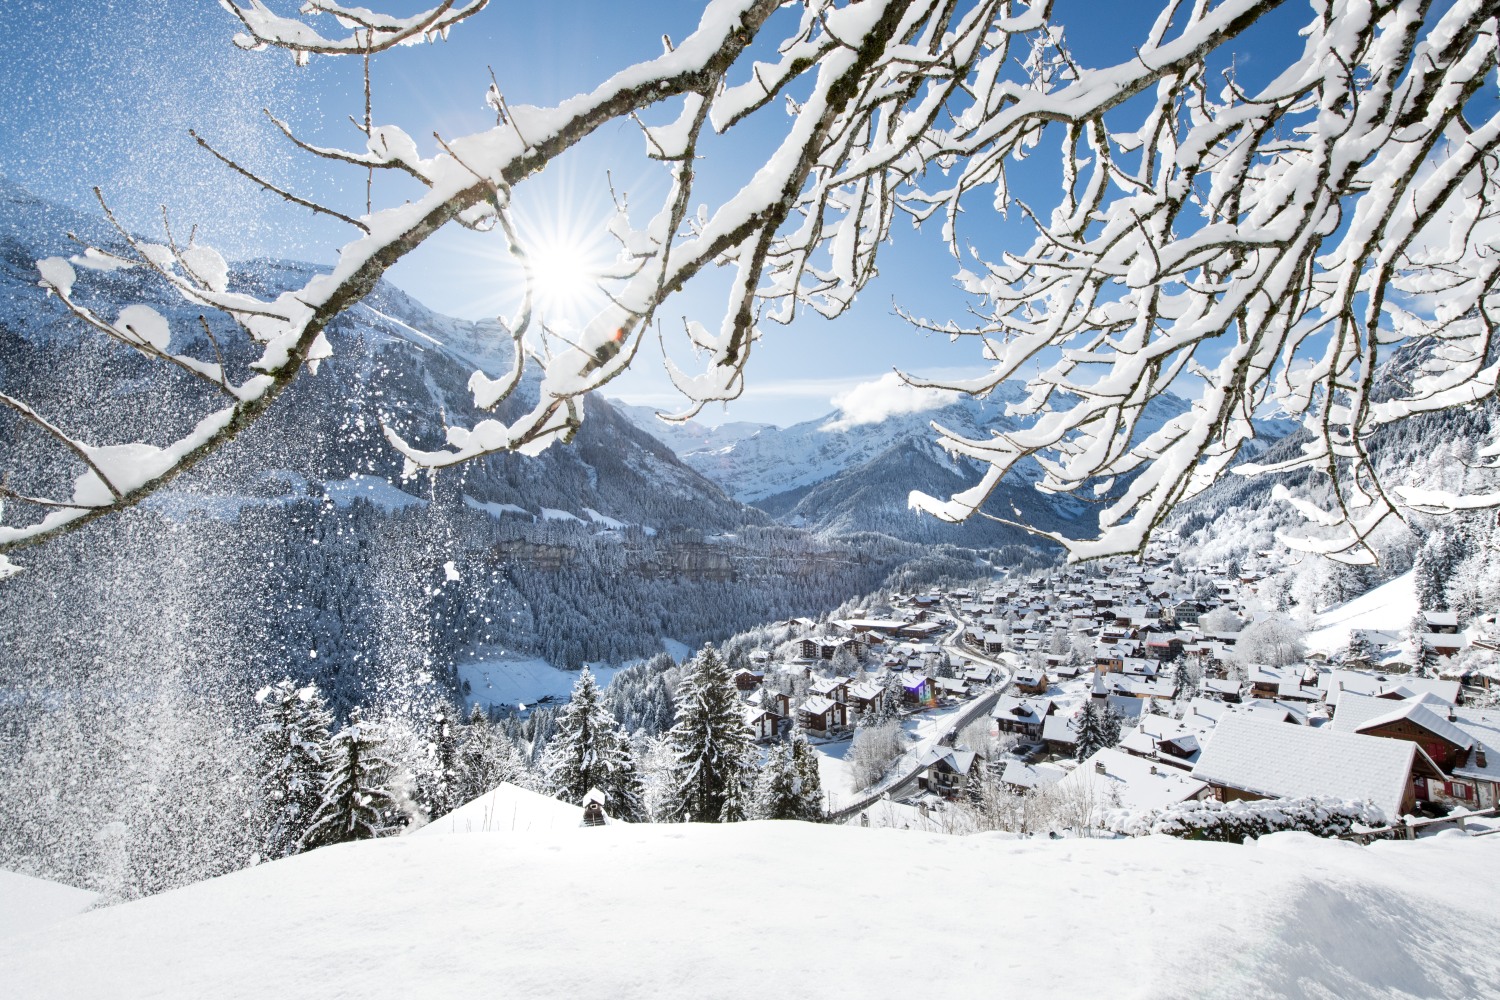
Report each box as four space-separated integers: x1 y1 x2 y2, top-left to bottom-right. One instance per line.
712 539 1500 840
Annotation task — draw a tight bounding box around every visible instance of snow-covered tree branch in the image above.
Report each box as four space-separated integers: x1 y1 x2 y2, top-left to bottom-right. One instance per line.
4 0 1499 565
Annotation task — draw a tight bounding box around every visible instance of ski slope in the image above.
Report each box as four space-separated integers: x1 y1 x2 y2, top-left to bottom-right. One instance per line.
2 823 1495 999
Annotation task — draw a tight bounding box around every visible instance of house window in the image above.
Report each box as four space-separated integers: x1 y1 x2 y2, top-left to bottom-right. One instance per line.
1447 782 1473 801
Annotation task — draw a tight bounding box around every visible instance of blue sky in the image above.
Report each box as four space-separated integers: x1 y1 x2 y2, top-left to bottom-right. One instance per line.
0 1 1307 427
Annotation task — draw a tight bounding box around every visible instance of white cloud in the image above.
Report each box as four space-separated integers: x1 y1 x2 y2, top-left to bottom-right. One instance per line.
822 371 959 431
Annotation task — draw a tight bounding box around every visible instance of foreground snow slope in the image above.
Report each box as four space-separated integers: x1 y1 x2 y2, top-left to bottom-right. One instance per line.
2 823 1496 999
0 870 97 942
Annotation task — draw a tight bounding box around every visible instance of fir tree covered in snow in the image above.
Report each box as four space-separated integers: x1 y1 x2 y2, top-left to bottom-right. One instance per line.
1073 702 1122 762
253 679 333 860
543 668 646 821
1414 528 1460 613
301 709 399 849
454 705 532 803
416 706 462 821
753 728 825 822
661 646 755 824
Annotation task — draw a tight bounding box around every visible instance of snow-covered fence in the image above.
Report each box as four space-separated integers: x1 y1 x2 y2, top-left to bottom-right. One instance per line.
1338 806 1500 845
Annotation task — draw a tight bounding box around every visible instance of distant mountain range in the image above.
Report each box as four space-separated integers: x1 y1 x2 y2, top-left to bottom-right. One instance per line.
615 387 1198 547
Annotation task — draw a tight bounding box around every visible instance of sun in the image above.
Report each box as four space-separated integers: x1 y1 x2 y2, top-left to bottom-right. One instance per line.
507 184 622 335
527 238 601 319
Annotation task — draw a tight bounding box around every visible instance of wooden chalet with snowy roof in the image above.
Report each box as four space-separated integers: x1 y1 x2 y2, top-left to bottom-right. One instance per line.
1423 611 1459 634
932 676 970 702
1190 715 1447 822
809 675 850 705
1201 677 1244 703
799 695 847 735
1449 709 1500 809
731 668 765 691
916 747 982 800
991 696 1055 740
742 704 785 743
848 680 885 716
1013 667 1049 696
1349 698 1479 804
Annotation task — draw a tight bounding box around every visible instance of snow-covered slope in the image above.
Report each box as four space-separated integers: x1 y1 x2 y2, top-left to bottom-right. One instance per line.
1 824 1495 999
1305 571 1418 654
0 870 97 942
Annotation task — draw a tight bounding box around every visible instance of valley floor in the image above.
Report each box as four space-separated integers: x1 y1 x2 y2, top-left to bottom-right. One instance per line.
2 822 1496 999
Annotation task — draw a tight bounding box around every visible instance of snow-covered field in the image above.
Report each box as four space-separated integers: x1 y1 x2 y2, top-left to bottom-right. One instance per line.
457 654 628 709
2 823 1496 999
457 640 690 709
1305 571 1417 654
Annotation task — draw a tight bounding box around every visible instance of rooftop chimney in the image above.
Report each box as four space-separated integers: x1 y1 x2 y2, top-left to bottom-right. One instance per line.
1095 761 1107 774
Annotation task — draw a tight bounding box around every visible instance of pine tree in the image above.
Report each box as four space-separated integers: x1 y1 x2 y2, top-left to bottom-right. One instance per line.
301 708 399 850
455 704 531 803
253 678 332 860
417 705 462 821
753 729 825 821
543 668 646 821
1345 630 1373 666
1100 705 1123 748
1074 701 1111 761
661 646 755 823
1414 529 1458 612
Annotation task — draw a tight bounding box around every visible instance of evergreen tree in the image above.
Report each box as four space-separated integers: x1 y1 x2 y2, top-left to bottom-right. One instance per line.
301 708 399 850
753 728 825 821
661 646 755 823
1414 529 1458 612
1345 630 1374 666
1074 701 1113 761
1100 705 1123 748
253 678 332 860
455 704 531 802
543 668 647 821
417 705 462 820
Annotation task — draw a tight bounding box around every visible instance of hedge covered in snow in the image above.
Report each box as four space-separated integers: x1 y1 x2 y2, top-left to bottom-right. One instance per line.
1110 796 1388 843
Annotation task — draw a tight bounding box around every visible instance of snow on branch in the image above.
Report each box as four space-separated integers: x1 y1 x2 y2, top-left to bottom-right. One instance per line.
221 0 488 61
899 0 1500 561
6 0 1500 565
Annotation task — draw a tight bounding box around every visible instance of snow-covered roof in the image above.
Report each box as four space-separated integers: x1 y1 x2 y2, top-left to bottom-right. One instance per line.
1043 713 1080 744
1327 670 1461 709
1328 691 1401 733
1450 709 1500 783
992 695 1052 725
1356 701 1473 751
412 782 584 836
919 747 978 775
800 695 838 716
999 760 1066 790
1191 716 1430 823
1060 748 1208 813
